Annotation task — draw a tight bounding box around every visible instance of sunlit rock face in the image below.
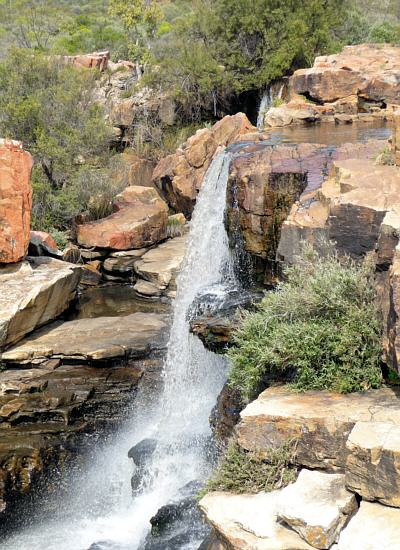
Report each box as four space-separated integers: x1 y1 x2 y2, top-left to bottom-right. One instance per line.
76 186 168 250
63 51 110 71
290 44 400 105
0 257 81 348
226 139 383 283
0 139 33 264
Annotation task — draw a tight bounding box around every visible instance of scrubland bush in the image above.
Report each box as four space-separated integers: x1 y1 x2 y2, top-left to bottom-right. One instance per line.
228 246 383 401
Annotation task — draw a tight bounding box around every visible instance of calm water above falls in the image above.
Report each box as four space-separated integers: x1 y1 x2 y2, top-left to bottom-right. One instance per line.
1 153 236 550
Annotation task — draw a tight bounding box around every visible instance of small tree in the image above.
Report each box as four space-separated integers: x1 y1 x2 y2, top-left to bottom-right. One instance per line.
108 0 162 79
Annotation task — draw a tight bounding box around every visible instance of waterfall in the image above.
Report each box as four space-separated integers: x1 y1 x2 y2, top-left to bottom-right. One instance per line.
257 83 285 129
2 152 236 550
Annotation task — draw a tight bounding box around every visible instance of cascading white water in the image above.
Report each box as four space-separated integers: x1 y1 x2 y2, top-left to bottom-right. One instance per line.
256 83 285 129
1 152 236 550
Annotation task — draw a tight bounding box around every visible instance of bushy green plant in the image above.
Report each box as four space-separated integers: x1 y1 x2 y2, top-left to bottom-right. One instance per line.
228 245 383 401
203 440 297 495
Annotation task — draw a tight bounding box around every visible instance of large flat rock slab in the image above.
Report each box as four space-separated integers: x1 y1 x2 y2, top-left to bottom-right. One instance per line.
199 491 314 549
0 140 33 264
0 257 81 348
1 312 169 364
346 421 400 507
337 501 400 550
77 186 168 250
277 470 357 549
134 234 187 290
237 386 400 470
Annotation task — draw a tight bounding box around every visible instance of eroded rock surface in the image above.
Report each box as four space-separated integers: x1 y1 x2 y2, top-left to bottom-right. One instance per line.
236 386 400 470
77 186 168 250
0 357 146 518
152 113 257 217
227 140 383 281
0 257 81 348
277 470 357 549
0 140 33 264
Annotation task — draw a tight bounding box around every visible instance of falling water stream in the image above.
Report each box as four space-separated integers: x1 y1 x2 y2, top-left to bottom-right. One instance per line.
1 152 236 550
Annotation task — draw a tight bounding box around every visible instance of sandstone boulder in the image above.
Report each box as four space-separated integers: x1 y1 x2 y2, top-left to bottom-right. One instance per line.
77 186 168 250
0 257 81 348
264 101 321 128
345 421 400 507
290 44 400 104
277 470 357 549
199 491 314 549
134 235 187 290
336 501 400 550
1 312 168 364
152 113 257 217
236 386 400 470
0 139 33 264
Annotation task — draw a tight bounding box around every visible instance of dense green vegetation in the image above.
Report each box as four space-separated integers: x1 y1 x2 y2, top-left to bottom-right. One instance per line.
203 440 297 495
1 1 399 121
0 48 127 232
228 246 383 401
0 0 399 234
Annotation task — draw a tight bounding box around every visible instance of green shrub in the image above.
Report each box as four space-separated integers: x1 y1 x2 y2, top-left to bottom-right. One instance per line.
203 440 297 495
228 245 383 401
272 97 284 108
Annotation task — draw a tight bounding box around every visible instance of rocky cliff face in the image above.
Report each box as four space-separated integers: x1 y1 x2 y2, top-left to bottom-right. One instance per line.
226 139 384 283
0 140 33 264
278 157 400 373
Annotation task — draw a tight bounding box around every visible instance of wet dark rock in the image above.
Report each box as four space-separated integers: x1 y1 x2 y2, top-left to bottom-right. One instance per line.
0 357 154 525
150 497 194 534
190 289 262 351
210 383 244 445
128 438 157 467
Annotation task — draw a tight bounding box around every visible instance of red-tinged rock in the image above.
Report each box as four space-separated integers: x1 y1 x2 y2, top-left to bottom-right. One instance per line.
152 113 258 217
0 139 33 264
64 51 110 71
76 186 168 250
29 231 59 257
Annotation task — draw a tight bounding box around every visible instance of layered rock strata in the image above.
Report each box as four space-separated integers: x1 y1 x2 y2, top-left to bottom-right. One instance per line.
261 45 400 128
226 139 384 282
0 257 81 348
0 140 33 264
236 386 400 472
